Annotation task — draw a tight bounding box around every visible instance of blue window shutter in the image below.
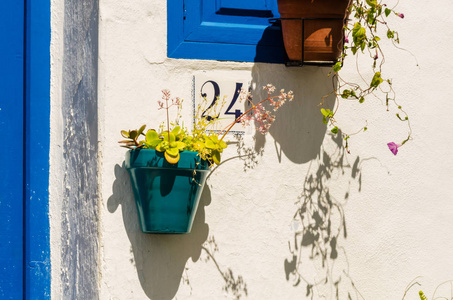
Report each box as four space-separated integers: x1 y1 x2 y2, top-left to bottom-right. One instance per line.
168 0 285 63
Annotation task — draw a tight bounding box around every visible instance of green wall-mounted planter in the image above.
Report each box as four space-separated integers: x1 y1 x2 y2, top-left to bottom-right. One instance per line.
125 149 209 234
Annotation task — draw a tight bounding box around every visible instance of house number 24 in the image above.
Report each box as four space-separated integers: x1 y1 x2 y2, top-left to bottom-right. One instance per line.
200 80 244 121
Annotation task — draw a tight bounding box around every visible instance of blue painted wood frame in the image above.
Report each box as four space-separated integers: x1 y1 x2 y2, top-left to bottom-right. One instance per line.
0 0 50 298
168 0 286 63
24 0 51 298
0 2 25 298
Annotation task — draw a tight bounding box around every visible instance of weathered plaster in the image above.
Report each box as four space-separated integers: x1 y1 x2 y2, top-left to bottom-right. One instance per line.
51 0 100 298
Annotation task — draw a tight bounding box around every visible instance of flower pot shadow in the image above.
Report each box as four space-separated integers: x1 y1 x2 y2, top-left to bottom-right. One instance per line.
107 162 211 300
253 31 336 164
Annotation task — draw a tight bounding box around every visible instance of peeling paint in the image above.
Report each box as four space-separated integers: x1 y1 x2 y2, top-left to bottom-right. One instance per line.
59 0 100 298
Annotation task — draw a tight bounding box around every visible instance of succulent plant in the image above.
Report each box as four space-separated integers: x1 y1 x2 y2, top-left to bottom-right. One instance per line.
120 86 292 165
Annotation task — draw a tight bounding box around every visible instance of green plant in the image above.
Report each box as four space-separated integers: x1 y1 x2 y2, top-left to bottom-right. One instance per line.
402 278 453 300
119 86 293 165
419 291 428 300
322 0 413 155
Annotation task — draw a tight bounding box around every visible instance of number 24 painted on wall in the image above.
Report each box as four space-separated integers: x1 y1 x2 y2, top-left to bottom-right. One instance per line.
200 80 244 122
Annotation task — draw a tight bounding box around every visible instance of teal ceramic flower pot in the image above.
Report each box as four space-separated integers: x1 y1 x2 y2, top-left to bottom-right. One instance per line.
125 149 210 234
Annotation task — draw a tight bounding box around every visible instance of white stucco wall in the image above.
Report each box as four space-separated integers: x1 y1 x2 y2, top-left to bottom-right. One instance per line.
49 0 453 298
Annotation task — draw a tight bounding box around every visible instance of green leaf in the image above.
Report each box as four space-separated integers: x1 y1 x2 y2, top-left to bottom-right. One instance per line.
138 125 146 136
384 8 391 17
321 108 330 117
205 139 215 149
212 150 221 165
118 140 133 144
331 126 339 134
119 141 136 148
333 62 342 72
169 133 176 143
167 147 179 157
171 126 181 135
175 141 186 150
155 143 165 152
219 140 227 149
358 27 366 38
121 130 129 138
129 130 138 140
352 22 361 36
211 135 220 143
387 30 394 39
364 127 367 131
359 97 365 103
148 139 162 148
162 132 176 143
341 90 351 99
146 130 159 142
419 291 428 300
366 0 377 8
370 72 383 88
164 151 180 164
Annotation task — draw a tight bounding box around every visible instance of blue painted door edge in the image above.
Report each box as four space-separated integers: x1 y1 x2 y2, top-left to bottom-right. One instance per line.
0 2 25 298
24 0 51 298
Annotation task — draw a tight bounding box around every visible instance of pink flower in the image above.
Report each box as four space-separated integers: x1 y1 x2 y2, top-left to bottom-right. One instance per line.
242 103 277 134
287 91 294 101
344 36 349 43
398 13 404 18
161 89 171 101
236 84 292 135
172 97 181 105
387 142 400 155
263 84 276 93
239 88 251 103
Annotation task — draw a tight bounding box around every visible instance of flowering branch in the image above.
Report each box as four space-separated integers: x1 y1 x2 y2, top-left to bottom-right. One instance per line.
219 84 294 141
159 89 182 142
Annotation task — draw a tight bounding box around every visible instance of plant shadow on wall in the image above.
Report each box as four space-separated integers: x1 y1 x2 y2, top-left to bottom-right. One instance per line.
284 133 365 299
107 164 248 300
188 235 249 300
